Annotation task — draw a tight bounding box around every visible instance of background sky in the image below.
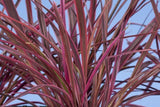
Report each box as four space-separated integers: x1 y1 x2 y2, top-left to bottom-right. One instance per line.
1 0 160 106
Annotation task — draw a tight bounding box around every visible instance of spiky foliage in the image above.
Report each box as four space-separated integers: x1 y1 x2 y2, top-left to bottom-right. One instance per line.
0 0 160 106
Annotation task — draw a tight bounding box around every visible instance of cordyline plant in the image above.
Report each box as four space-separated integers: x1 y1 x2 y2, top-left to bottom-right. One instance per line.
0 0 160 106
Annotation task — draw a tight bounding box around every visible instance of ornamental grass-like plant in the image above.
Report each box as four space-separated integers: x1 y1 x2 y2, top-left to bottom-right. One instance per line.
0 0 160 106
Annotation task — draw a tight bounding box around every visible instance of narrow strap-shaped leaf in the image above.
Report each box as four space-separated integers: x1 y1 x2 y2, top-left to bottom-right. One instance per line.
120 17 157 68
2 0 24 32
68 5 77 45
89 0 97 27
52 1 75 93
2 84 72 106
150 0 160 24
25 0 33 24
73 0 88 80
84 33 120 99
109 64 160 107
35 0 49 49
131 26 159 78
60 0 66 26
0 13 61 53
